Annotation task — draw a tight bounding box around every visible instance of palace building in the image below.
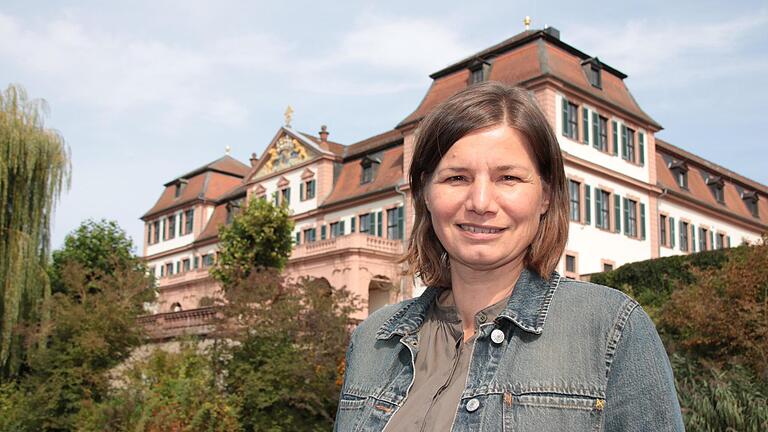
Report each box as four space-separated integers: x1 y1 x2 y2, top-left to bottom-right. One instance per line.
139 27 767 337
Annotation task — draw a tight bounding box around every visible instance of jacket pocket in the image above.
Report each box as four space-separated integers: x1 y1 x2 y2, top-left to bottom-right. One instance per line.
334 393 368 432
502 392 604 432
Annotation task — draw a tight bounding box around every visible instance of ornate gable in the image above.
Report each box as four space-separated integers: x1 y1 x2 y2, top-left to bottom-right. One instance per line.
253 130 317 178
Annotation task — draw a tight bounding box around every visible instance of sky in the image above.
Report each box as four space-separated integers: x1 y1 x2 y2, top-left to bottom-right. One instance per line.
1 0 766 255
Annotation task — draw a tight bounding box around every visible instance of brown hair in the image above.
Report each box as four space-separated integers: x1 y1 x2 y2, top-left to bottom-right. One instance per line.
405 81 568 287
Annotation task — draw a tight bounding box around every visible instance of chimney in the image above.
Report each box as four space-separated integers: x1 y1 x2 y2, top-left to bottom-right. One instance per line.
249 152 259 167
319 125 330 150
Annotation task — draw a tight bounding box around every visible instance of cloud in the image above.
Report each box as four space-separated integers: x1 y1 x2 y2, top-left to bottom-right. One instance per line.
567 10 768 87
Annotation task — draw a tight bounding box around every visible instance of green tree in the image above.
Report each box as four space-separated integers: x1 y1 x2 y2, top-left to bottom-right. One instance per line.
217 270 358 431
0 220 153 431
211 198 294 287
50 218 141 296
0 84 71 377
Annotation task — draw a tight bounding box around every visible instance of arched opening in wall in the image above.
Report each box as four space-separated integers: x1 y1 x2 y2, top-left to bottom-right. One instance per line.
368 276 395 314
171 302 183 312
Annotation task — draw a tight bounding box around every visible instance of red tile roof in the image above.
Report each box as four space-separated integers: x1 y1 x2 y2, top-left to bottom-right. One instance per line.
197 203 229 242
656 139 768 227
398 29 660 130
143 156 249 219
322 145 404 206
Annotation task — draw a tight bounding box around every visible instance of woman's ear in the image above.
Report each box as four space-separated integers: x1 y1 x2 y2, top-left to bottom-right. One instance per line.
539 182 551 215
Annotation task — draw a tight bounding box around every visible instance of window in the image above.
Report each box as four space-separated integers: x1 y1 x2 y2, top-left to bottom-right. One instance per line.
174 179 187 198
469 67 484 84
670 161 689 189
561 99 578 140
303 228 317 242
321 225 326 240
707 176 724 203
568 180 581 222
330 221 345 238
660 215 667 247
699 227 708 251
595 189 611 230
679 221 689 252
184 209 194 235
165 262 174 276
182 258 191 272
742 191 759 217
280 187 291 206
359 213 373 234
152 221 160 244
387 207 404 239
201 254 215 268
717 233 725 249
295 232 300 245
301 179 316 200
171 302 182 312
167 214 176 240
565 254 576 274
595 115 608 152
603 263 614 272
360 155 380 184
622 126 636 163
624 198 638 238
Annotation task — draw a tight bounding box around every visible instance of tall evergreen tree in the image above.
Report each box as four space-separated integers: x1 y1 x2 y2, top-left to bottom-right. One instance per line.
0 84 70 377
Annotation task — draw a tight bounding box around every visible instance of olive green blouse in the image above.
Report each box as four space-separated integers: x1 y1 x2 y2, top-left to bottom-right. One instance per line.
384 289 509 432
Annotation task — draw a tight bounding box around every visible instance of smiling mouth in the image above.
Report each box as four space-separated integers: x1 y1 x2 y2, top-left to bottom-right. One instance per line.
457 224 506 234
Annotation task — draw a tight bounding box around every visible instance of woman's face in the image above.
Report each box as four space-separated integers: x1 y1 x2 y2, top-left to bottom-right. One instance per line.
425 124 549 274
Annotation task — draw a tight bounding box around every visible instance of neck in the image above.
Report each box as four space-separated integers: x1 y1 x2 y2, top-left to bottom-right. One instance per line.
449 257 525 340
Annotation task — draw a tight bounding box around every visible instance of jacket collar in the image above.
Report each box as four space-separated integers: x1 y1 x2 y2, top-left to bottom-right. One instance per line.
376 268 561 340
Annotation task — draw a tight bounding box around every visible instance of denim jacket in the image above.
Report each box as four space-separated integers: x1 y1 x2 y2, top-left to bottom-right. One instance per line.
334 270 684 431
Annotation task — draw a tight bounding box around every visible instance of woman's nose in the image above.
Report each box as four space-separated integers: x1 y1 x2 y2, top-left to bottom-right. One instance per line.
465 178 498 215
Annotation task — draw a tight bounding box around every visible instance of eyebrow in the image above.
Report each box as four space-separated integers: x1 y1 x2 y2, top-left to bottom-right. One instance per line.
437 164 528 174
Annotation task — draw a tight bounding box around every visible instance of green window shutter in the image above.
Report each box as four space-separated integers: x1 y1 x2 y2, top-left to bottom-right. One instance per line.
709 231 714 251
369 214 375 234
640 203 646 240
726 236 731 248
614 194 621 233
592 112 599 148
161 219 166 241
690 224 696 252
376 211 383 237
285 187 291 205
321 225 326 240
300 184 304 201
582 108 589 144
621 125 628 160
397 206 404 239
594 188 603 227
638 132 645 165
272 191 278 205
193 256 199 269
584 185 591 225
562 97 569 136
295 232 300 244
669 217 676 248
340 220 345 235
622 197 630 235
351 216 356 233
612 120 619 156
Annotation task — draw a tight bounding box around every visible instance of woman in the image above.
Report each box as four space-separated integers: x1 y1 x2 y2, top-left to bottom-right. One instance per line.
335 82 684 431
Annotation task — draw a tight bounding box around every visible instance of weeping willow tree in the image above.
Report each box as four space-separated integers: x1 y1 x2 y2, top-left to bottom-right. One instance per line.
0 84 70 377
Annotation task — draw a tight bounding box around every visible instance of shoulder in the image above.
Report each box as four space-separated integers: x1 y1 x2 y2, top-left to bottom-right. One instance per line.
350 298 417 342
553 277 639 317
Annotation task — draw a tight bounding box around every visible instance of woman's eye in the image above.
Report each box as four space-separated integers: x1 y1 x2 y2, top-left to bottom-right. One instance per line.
501 175 520 182
446 175 466 183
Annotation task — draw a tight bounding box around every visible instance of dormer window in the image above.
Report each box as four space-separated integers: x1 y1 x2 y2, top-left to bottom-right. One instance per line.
174 179 188 198
468 59 491 85
226 199 242 224
581 57 602 89
360 155 381 184
669 160 689 189
742 190 759 217
706 175 725 203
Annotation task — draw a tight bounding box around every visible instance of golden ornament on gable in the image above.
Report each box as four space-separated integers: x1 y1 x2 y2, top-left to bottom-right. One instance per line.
262 135 309 174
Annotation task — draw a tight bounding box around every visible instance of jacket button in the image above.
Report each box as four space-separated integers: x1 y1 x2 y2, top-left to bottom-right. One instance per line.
466 398 480 412
477 312 487 323
491 329 505 344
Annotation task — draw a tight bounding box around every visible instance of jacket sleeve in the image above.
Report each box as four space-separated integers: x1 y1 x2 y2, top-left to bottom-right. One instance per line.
603 304 685 431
